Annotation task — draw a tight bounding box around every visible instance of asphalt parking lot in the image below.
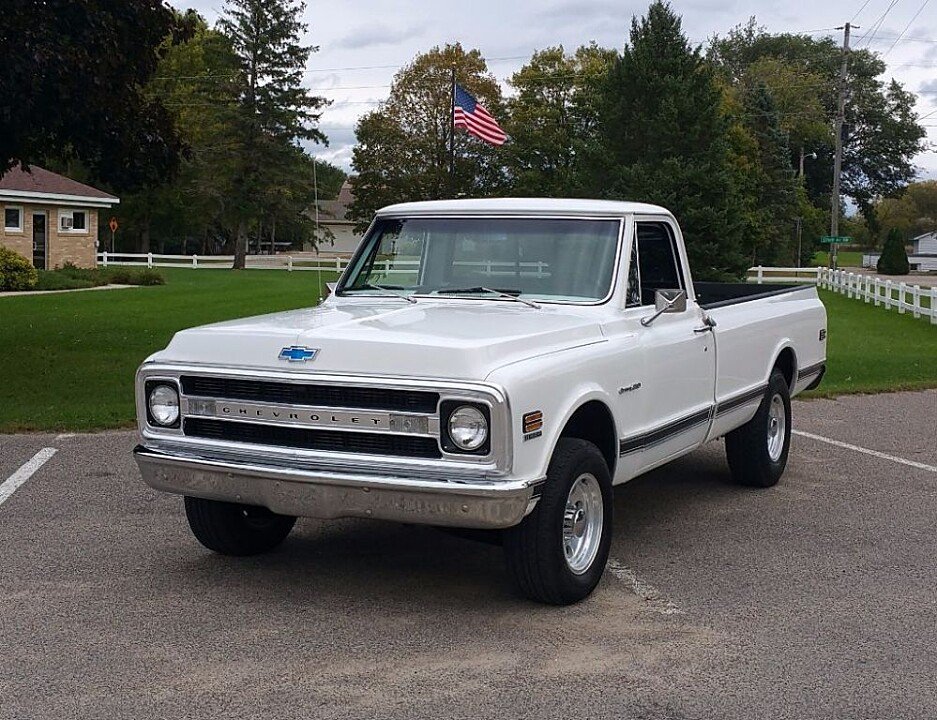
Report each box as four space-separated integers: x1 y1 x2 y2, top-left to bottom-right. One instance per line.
1 390 935 720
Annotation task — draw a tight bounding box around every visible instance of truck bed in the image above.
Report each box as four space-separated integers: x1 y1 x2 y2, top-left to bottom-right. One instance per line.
693 282 812 310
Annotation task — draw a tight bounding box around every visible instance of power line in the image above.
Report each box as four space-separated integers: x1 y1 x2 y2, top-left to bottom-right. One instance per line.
851 0 874 22
859 0 902 48
883 0 931 56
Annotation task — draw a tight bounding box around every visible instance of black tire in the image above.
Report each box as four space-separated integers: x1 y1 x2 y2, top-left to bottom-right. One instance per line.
503 438 613 605
184 496 296 556
725 369 792 488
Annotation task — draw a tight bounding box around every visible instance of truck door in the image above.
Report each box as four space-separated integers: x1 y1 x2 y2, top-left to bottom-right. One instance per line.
621 220 716 473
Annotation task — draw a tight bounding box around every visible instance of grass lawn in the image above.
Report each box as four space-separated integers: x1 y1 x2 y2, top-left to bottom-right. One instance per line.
0 268 334 432
1 272 934 432
805 289 937 397
810 250 865 268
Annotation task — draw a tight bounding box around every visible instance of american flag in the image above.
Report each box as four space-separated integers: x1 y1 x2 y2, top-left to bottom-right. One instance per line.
453 84 507 146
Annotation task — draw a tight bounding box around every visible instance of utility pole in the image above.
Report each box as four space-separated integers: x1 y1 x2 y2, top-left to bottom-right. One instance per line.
795 217 803 268
830 22 855 271
448 65 456 196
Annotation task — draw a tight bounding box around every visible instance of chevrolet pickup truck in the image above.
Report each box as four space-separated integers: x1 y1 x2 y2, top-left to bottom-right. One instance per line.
134 198 826 604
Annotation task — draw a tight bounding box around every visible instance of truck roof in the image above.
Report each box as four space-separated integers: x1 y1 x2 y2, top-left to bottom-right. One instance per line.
376 197 671 217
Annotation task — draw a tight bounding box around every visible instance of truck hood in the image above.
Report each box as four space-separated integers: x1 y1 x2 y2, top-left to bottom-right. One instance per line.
156 299 606 380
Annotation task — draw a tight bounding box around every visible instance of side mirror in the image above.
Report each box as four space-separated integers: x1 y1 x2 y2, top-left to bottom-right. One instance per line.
641 289 686 327
655 288 686 313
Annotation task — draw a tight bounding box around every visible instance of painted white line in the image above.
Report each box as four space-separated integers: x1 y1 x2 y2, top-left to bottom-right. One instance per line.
607 559 684 615
0 448 57 507
55 433 76 440
793 430 937 473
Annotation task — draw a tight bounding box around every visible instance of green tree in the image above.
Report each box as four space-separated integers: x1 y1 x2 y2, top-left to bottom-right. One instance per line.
0 0 186 190
127 18 242 253
595 1 747 279
734 81 798 266
504 44 616 196
218 0 327 267
348 44 507 229
877 227 910 275
709 22 927 223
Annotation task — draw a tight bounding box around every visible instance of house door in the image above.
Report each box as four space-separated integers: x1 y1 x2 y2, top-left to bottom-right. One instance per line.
32 213 47 269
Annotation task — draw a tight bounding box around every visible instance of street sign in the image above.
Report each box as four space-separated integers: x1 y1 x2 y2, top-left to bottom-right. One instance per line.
820 235 852 244
109 217 118 233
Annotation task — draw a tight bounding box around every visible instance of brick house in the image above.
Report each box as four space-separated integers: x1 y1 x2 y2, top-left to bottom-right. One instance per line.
0 164 119 269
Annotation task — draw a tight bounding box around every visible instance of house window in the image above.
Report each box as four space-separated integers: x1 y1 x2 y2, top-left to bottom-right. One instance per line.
59 209 87 232
4 206 23 232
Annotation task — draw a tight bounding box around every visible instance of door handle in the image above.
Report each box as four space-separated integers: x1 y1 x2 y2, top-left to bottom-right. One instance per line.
693 314 717 333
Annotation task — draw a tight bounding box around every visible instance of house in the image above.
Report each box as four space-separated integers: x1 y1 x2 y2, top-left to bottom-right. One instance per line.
911 231 937 256
303 180 361 256
0 164 119 269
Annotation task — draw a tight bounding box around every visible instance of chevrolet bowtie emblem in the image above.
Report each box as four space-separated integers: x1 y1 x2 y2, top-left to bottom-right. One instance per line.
278 346 319 362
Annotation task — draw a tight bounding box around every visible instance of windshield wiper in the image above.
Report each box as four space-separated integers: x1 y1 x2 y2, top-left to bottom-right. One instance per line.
433 286 540 309
361 282 417 303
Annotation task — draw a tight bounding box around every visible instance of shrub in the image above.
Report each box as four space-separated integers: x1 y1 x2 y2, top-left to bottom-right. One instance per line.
877 228 910 276
0 247 38 291
34 271 98 291
104 267 165 286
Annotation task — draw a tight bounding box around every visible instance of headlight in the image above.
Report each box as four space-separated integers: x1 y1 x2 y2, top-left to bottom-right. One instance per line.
447 405 489 451
147 383 180 427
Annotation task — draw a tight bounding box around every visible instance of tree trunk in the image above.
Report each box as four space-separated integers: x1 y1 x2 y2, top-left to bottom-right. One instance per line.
270 216 277 255
233 219 247 269
139 210 151 253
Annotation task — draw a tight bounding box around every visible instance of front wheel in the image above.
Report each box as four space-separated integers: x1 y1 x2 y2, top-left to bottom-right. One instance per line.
725 369 792 488
503 438 613 605
184 497 296 556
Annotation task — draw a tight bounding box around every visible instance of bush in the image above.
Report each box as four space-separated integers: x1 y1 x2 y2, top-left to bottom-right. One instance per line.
0 247 38 291
103 267 165 286
877 228 910 275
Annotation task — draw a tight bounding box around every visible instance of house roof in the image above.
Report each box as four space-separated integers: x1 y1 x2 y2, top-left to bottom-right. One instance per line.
308 179 354 225
0 164 119 207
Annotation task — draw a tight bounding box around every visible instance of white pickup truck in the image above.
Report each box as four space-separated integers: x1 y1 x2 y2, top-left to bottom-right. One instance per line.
134 198 826 604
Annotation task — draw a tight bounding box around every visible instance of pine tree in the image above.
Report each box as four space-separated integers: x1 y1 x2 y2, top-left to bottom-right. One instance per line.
877 227 910 275
218 0 327 268
594 1 747 279
738 81 797 266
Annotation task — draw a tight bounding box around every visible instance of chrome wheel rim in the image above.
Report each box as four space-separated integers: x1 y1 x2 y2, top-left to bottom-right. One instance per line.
767 394 786 462
562 473 604 575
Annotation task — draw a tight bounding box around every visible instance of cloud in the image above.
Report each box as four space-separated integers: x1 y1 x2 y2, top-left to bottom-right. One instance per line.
920 79 937 94
302 122 358 171
333 23 424 50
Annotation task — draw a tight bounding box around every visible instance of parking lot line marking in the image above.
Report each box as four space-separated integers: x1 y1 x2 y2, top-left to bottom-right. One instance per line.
0 448 58 507
793 430 937 473
607 559 684 615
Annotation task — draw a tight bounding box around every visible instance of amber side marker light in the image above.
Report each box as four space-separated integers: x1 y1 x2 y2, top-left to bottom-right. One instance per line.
523 410 543 434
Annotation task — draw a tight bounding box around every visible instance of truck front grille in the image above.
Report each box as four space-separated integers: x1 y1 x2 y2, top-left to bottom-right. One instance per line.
184 418 442 459
180 375 438 414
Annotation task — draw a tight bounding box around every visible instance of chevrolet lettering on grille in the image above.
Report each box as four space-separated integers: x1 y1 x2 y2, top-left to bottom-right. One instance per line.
185 399 431 435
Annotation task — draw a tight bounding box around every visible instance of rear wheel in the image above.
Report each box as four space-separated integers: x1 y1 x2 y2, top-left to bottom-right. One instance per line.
184 497 296 556
503 438 613 605
725 370 792 488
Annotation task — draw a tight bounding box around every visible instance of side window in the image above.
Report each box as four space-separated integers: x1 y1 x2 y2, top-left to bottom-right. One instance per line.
635 222 683 306
625 234 641 307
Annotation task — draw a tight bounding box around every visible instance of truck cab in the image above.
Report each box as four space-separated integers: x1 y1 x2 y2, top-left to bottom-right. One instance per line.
135 198 826 604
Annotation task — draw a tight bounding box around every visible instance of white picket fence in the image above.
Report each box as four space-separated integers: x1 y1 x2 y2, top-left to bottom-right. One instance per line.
97 252 554 277
748 265 937 324
97 251 352 272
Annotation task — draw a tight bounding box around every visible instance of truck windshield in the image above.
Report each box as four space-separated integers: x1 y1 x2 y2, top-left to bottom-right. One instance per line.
340 217 621 303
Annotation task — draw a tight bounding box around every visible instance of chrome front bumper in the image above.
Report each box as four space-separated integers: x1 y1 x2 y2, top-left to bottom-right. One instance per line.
134 446 541 530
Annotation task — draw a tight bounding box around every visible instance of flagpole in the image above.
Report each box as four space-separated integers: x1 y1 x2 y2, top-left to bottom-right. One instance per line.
448 65 456 195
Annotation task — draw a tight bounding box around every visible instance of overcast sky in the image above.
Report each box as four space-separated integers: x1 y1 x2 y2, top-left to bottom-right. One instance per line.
168 0 937 179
